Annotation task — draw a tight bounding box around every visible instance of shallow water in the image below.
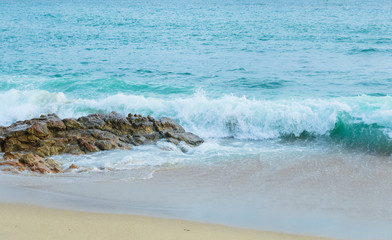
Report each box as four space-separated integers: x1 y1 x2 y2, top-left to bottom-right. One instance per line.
1 0 392 239
1 149 392 240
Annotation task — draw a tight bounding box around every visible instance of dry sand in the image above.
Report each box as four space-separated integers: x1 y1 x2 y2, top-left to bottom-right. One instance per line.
0 202 335 240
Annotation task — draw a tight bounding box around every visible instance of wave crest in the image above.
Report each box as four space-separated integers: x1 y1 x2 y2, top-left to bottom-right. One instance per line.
1 89 392 154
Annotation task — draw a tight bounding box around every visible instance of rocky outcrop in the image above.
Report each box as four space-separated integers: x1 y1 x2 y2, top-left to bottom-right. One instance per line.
0 112 203 174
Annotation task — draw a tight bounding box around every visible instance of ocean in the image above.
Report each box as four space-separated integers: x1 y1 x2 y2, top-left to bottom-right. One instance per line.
1 0 392 239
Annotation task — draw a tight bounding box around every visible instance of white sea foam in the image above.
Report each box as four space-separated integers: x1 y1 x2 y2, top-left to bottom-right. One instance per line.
1 89 392 141
49 138 302 179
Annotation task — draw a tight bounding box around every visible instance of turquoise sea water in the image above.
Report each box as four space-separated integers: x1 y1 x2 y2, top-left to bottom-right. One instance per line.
2 1 392 239
1 0 392 153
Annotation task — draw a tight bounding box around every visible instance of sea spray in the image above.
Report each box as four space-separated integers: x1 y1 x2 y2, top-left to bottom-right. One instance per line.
1 89 392 154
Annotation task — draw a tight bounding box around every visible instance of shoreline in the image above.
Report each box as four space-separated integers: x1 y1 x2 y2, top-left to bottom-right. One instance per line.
0 202 335 240
1 159 390 240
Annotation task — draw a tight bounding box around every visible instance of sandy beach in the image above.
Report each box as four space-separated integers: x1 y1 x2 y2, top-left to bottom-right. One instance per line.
1 157 392 240
0 202 335 240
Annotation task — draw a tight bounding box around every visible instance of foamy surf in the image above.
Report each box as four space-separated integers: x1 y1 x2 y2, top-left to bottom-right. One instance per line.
1 89 392 154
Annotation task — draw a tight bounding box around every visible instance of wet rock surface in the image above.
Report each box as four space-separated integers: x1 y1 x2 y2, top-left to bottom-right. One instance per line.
0 112 203 174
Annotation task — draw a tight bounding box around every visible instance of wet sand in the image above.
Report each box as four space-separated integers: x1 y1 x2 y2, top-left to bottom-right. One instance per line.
0 202 334 240
1 152 392 240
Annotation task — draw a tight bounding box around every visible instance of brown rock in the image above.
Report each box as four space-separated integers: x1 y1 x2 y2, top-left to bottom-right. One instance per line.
103 111 132 135
17 135 29 143
0 112 204 174
158 117 185 133
88 129 118 140
128 114 156 136
8 124 30 138
30 163 51 174
166 137 180 145
4 138 31 152
164 130 204 146
26 123 49 138
44 158 63 173
0 160 26 172
95 140 117 151
77 137 99 153
46 114 66 130
4 152 23 160
17 153 63 173
64 144 85 155
175 132 204 146
69 163 78 169
35 138 68 157
78 114 106 129
128 135 148 146
0 168 19 173
0 134 6 151
63 118 84 130
19 153 43 167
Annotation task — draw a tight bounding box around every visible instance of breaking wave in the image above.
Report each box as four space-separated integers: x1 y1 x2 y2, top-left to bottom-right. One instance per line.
1 89 392 154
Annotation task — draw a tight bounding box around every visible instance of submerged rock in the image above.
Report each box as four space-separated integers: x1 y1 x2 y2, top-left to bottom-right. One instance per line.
0 112 203 174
